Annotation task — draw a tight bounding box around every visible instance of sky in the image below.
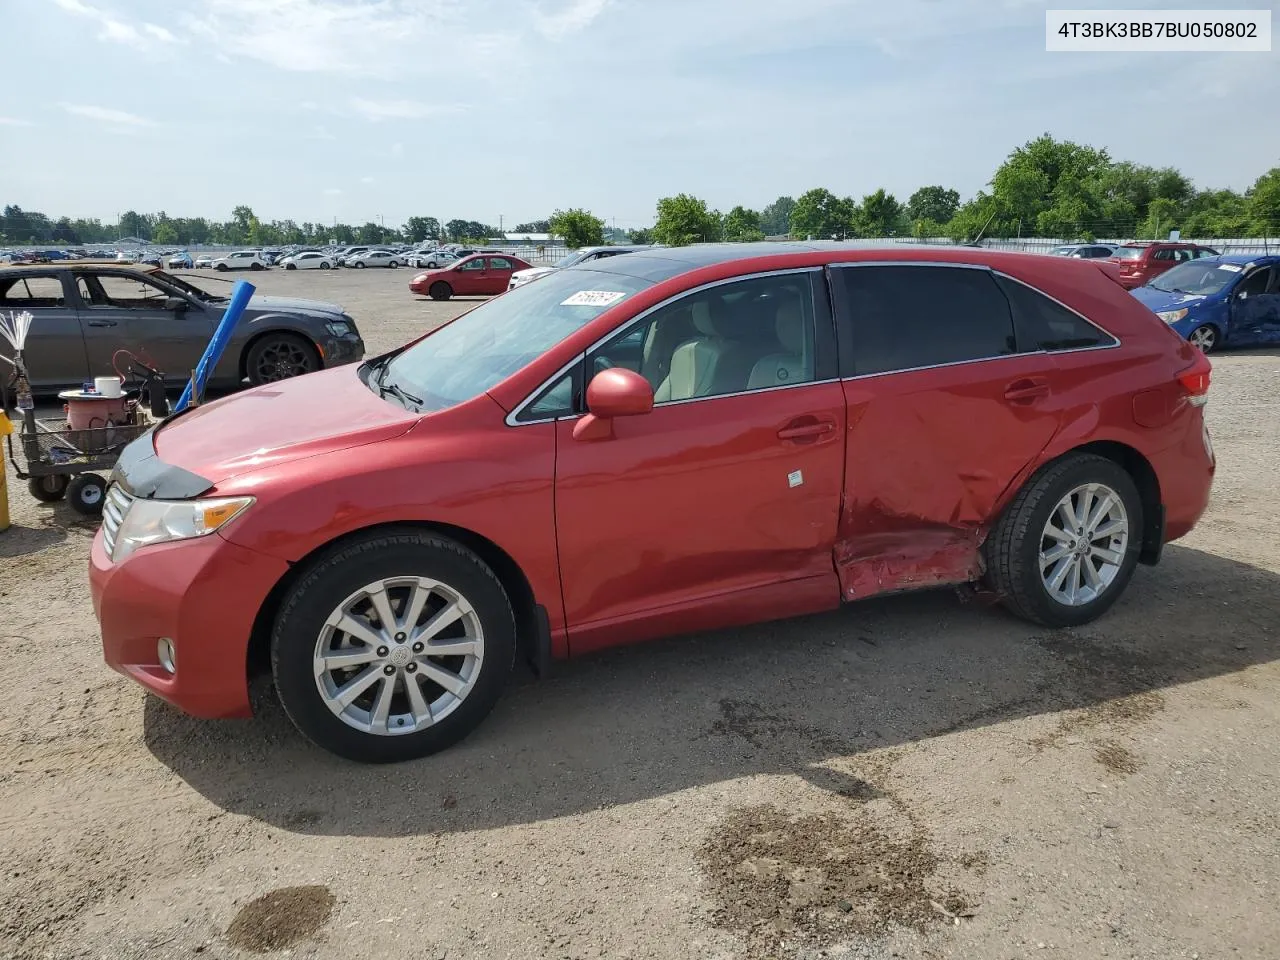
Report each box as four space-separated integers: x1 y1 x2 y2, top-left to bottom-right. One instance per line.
1 0 1277 231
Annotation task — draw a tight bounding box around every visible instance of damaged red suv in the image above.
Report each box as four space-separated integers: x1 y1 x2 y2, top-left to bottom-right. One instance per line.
90 244 1215 762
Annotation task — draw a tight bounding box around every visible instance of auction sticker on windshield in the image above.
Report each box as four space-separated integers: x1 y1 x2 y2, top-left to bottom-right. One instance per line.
561 290 628 307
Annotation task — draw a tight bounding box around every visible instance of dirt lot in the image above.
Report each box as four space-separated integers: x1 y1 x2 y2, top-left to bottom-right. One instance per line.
2 266 1277 960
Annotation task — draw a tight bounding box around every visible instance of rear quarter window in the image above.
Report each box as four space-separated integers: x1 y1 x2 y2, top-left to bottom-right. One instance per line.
996 275 1117 351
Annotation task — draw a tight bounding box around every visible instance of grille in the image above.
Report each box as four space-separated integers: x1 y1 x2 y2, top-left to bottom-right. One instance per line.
101 484 133 560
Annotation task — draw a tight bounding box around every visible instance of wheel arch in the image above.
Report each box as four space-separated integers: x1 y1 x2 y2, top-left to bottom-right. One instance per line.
246 519 546 683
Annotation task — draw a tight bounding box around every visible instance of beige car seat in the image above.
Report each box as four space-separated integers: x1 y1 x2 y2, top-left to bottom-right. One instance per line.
747 297 809 388
653 298 756 402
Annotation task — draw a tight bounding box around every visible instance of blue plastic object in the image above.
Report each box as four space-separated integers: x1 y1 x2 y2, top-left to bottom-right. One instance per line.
173 279 255 413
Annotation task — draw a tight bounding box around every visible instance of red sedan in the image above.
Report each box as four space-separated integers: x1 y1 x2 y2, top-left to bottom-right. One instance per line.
409 253 531 300
90 244 1215 762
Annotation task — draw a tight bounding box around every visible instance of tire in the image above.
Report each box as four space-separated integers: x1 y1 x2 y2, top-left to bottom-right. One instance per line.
246 333 321 385
271 529 517 763
285 263 296 270
389 260 398 268
984 453 1143 628
1188 324 1218 353
215 263 229 272
320 262 331 270
251 262 264 271
66 473 107 516
27 475 68 502
429 281 452 301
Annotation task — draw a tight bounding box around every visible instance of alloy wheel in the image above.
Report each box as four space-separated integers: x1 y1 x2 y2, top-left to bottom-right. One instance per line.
254 338 316 382
1189 326 1216 352
313 576 485 735
1039 482 1129 606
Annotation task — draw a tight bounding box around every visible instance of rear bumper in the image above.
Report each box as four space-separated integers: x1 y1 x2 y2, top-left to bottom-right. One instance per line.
90 527 289 719
1150 410 1215 545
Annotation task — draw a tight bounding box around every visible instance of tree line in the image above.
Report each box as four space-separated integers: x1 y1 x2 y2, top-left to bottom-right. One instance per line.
5 135 1279 249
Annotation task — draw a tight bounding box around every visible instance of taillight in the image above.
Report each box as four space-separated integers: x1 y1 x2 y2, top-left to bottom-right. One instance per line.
1177 351 1211 407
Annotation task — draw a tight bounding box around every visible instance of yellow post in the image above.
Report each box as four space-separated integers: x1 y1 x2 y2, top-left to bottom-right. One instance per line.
0 410 12 533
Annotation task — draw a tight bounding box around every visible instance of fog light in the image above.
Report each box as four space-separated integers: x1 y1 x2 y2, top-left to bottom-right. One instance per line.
157 638 176 675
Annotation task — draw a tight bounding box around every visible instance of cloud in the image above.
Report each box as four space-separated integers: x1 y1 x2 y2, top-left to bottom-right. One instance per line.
348 97 459 121
534 0 610 39
323 187 342 195
309 125 336 140
390 142 404 158
360 176 375 184
59 103 156 127
0 116 34 127
300 100 320 111
52 0 181 48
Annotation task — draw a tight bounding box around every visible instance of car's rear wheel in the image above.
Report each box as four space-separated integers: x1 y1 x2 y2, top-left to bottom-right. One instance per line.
246 333 320 385
430 281 452 301
215 263 229 272
285 263 296 270
985 453 1142 628
272 530 516 763
66 473 106 516
320 261 331 269
27 475 68 502
251 262 264 271
1188 324 1218 353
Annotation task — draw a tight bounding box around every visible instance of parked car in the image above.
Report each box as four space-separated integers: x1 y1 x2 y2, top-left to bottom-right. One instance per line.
1108 242 1220 289
115 250 140 263
0 263 365 391
335 246 372 266
212 250 268 272
1129 254 1280 353
409 253 532 299
279 251 334 270
140 254 163 267
89 243 1215 762
167 252 194 269
193 254 215 268
1049 243 1117 259
348 249 403 269
408 250 456 269
261 249 285 266
509 245 651 290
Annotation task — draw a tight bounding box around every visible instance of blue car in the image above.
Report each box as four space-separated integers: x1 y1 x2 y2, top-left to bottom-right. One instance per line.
1130 254 1280 353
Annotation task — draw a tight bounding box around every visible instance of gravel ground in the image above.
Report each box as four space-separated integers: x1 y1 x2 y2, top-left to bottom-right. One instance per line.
1 267 1277 960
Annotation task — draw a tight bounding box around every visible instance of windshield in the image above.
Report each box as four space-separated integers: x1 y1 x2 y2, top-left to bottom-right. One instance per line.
150 269 222 302
554 250 590 269
1114 246 1146 260
1147 261 1240 296
379 268 652 412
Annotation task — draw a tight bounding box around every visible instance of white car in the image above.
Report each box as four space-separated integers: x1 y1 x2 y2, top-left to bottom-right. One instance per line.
193 254 215 268
507 245 651 290
115 250 140 263
212 250 268 272
347 249 402 269
279 251 334 270
408 250 457 269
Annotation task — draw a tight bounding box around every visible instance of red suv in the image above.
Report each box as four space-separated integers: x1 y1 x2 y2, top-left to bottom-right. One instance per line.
1110 242 1220 289
90 245 1215 762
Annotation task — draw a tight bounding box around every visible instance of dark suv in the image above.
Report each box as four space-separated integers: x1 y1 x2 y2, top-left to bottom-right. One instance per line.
0 263 365 392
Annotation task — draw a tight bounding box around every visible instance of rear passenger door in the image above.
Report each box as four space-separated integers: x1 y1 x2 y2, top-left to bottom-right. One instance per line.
0 271 90 389
484 257 519 294
829 264 1066 600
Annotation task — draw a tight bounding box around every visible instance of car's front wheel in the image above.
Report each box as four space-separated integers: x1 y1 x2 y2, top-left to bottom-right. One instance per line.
429 281 452 301
985 453 1142 628
355 261 366 269
272 530 516 762
285 263 296 270
320 261 331 269
1188 324 1218 353
215 263 229 272
389 260 398 268
246 333 320 385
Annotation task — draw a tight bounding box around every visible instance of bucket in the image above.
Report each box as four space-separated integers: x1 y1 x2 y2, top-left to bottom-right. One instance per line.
61 393 129 432
95 376 123 398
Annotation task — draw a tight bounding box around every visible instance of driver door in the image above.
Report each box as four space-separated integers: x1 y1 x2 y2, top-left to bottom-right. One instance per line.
452 258 489 295
74 272 213 382
1230 266 1279 345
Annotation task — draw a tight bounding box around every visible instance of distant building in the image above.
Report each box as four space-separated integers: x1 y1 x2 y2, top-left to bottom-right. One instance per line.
503 232 554 243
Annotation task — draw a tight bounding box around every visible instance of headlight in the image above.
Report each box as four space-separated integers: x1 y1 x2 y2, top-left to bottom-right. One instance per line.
111 496 254 562
1156 308 1188 324
325 320 352 336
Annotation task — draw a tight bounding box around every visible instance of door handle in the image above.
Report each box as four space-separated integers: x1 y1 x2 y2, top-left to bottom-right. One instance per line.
1003 377 1050 404
777 419 835 440
86 319 118 327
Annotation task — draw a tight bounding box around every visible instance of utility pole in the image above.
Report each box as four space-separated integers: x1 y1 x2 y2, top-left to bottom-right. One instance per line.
499 214 504 235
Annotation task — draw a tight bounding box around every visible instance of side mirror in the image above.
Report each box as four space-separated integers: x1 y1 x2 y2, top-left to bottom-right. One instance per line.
572 367 654 441
164 296 187 312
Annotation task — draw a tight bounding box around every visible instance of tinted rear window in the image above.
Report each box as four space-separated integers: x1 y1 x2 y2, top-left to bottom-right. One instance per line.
832 265 1015 376
996 275 1115 351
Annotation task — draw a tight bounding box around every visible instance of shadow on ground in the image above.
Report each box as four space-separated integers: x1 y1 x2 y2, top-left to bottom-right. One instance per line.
144 543 1278 837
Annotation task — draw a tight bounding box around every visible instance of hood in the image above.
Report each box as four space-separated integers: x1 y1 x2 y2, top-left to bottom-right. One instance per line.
512 266 554 281
245 294 345 316
153 365 417 485
1130 285 1208 313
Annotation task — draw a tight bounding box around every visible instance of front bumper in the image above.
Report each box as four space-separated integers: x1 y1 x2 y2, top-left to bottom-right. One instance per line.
323 334 365 367
90 527 290 718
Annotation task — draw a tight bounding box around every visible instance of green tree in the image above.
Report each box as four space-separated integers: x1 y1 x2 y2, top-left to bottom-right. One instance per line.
513 219 550 233
760 196 796 236
549 208 605 248
1138 197 1181 239
789 188 856 239
858 189 904 236
722 205 764 242
404 217 441 243
152 220 178 245
652 194 721 246
1247 167 1280 234
905 186 960 226
118 210 148 240
628 227 654 244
